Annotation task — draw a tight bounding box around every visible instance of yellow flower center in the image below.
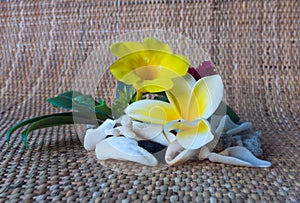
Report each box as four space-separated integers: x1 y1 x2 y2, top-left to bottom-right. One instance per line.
135 66 160 80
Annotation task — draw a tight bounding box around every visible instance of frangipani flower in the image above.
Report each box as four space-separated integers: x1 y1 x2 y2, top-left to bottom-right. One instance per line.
110 38 189 99
125 74 224 150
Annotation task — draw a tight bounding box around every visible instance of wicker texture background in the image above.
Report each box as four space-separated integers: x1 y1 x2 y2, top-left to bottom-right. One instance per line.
0 1 299 202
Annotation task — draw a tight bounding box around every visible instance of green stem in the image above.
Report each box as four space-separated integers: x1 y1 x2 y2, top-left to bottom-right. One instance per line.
136 90 143 101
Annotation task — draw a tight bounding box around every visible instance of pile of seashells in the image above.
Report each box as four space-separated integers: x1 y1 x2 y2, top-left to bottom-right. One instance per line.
84 114 271 167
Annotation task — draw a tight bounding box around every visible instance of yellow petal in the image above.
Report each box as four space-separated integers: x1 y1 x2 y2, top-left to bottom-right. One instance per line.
134 78 173 93
125 100 180 125
110 64 140 85
135 51 189 78
143 37 172 53
166 73 196 119
164 119 213 150
109 52 143 83
158 53 189 77
110 50 189 86
188 75 223 120
110 42 144 58
117 71 142 85
176 54 189 64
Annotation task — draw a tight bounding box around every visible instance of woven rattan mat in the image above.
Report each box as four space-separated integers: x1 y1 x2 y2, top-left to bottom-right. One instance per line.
1 1 299 202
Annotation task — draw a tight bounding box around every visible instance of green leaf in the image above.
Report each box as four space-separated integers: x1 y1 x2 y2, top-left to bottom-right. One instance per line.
73 95 99 107
6 112 74 146
72 95 97 113
115 81 132 98
21 131 30 150
47 91 83 110
20 114 101 150
8 90 112 149
73 95 111 120
95 98 112 116
226 104 240 123
6 111 106 147
111 82 135 119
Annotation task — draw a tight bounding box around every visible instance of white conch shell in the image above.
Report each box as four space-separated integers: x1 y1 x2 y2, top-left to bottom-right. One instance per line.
104 115 137 138
132 121 176 146
165 140 198 166
95 137 158 166
84 119 116 150
112 115 175 146
199 146 271 167
105 126 137 138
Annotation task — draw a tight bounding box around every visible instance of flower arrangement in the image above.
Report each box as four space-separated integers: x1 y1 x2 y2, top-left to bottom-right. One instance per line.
7 37 271 167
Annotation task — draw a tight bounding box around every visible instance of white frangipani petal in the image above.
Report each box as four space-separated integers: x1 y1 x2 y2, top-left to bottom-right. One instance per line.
166 73 196 118
188 75 224 120
125 100 180 125
164 119 213 150
177 131 214 150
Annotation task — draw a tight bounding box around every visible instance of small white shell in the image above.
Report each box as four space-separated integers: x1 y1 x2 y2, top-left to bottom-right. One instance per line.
198 146 211 160
114 115 175 145
132 121 175 146
95 137 158 166
200 146 271 167
106 126 137 138
226 122 252 136
83 119 116 151
165 140 198 166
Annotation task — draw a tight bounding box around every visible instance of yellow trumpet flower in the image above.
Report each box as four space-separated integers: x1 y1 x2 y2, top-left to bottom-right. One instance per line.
125 74 224 150
109 38 189 100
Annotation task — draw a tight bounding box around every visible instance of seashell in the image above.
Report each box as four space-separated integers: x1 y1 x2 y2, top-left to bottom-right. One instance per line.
105 126 137 138
211 115 252 138
242 131 263 157
95 137 158 166
208 115 263 156
198 146 211 160
84 119 116 151
198 115 271 167
226 122 252 136
132 121 176 146
199 146 271 167
103 115 137 138
206 115 234 151
86 124 97 129
165 140 198 166
119 114 133 127
104 128 122 137
114 115 175 146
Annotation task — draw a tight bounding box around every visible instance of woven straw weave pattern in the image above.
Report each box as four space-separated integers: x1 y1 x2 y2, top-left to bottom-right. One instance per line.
0 1 299 202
